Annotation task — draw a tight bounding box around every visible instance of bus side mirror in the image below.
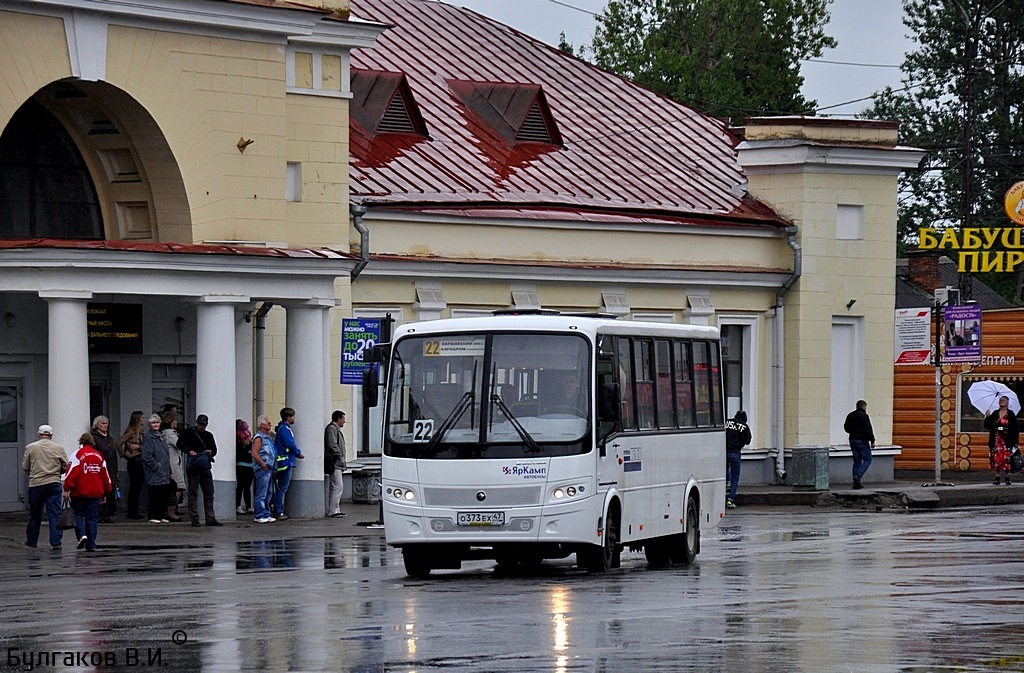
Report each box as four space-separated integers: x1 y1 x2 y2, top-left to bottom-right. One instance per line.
365 344 390 363
362 365 379 408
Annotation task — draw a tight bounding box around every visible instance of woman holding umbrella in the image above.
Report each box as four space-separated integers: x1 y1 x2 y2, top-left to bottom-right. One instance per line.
983 395 1018 485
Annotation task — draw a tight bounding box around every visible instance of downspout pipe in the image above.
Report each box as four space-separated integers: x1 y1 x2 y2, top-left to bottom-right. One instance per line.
350 202 369 280
774 226 802 482
253 301 274 420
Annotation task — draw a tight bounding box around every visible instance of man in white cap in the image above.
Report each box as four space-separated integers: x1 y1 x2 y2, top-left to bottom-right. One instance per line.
22 424 68 550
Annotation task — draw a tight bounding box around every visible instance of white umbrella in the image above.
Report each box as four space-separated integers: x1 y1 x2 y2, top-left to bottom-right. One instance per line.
967 380 1021 415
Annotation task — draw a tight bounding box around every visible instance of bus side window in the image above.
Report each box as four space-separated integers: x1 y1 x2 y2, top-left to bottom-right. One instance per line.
616 337 635 430
693 342 712 426
635 340 655 430
655 339 674 428
674 341 695 428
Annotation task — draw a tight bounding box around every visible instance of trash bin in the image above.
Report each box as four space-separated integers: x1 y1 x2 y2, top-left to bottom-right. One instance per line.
351 468 382 504
791 446 829 491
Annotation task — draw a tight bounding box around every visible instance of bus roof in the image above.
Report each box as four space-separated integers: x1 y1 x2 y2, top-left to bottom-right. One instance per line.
392 315 720 341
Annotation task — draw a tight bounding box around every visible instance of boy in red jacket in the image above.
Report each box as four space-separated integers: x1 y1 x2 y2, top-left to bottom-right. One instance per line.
64 432 113 551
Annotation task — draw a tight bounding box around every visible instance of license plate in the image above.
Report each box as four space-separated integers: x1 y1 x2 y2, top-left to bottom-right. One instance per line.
457 511 505 526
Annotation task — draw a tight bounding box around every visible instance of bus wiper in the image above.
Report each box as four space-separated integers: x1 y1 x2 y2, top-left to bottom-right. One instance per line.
424 391 474 455
491 393 541 453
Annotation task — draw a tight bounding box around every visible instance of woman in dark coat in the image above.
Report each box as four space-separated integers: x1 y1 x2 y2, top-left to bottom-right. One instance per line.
983 394 1019 486
91 415 119 522
141 414 172 523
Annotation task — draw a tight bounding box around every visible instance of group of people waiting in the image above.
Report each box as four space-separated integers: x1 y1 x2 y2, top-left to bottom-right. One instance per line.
110 408 221 526
23 404 352 551
234 407 347 524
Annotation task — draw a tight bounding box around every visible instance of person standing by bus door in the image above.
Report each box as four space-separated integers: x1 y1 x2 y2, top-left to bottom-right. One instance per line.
725 411 751 509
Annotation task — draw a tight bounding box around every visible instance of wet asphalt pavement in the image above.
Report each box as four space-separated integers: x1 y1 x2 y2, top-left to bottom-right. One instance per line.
2 498 1024 672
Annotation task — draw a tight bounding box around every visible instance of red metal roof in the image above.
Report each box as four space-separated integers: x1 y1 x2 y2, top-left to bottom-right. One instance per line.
348 0 787 228
0 238 355 260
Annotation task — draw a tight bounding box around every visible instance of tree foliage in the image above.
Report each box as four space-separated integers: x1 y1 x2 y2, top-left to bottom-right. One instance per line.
866 0 1024 300
589 0 836 124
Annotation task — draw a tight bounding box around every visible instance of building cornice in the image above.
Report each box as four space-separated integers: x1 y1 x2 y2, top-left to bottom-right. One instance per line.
357 257 790 288
736 139 927 175
6 0 386 48
356 209 787 240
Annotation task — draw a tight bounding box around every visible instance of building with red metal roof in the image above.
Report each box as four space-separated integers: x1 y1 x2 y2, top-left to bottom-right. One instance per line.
0 0 925 522
345 0 925 484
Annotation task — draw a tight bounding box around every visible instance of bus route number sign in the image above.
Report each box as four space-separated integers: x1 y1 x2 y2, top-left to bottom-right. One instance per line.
457 511 505 527
423 336 486 357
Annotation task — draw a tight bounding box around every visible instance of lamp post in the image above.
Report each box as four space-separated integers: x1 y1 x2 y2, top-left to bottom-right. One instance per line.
926 288 958 487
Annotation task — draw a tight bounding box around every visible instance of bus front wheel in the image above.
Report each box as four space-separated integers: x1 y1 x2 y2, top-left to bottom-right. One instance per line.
403 548 433 579
581 511 620 573
670 495 699 565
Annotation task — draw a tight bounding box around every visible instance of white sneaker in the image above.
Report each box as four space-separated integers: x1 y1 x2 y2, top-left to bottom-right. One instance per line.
255 517 277 524
236 506 247 515
148 519 162 524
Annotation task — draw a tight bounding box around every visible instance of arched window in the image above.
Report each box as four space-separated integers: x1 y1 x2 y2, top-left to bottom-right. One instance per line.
0 99 103 239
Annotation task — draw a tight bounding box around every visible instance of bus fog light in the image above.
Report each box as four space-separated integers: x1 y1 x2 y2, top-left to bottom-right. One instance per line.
566 486 577 497
403 489 416 501
393 488 403 499
553 488 565 499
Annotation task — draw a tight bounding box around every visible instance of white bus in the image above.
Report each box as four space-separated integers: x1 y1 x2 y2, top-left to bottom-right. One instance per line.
370 313 726 577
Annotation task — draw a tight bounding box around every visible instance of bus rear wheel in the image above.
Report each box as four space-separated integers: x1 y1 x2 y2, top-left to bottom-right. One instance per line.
669 495 699 565
403 548 433 579
644 538 671 567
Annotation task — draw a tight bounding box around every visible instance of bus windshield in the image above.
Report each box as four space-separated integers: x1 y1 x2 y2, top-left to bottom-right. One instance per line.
385 332 591 459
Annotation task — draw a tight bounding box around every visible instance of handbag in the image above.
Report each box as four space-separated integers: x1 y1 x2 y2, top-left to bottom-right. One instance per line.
1010 446 1024 474
57 497 76 530
186 453 211 471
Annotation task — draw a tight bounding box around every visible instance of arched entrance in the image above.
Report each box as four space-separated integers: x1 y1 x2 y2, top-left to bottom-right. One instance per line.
0 79 190 244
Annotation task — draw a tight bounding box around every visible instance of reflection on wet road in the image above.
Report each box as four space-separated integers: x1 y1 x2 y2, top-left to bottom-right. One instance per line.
3 507 1024 672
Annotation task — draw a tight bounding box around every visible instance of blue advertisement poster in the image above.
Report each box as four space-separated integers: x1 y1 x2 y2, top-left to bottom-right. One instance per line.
941 304 982 364
341 318 381 384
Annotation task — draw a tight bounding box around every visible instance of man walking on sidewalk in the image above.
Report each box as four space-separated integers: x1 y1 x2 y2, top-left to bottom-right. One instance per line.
23 424 68 550
844 400 876 490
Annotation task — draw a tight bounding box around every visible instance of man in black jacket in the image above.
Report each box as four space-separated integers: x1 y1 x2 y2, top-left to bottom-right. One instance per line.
178 414 222 527
844 400 876 490
725 411 751 509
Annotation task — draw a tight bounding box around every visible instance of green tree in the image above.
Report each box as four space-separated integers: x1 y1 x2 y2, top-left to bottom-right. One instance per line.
590 0 836 124
867 0 1024 300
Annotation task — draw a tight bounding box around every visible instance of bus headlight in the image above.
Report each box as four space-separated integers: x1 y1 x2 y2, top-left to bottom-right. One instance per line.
551 484 585 501
388 487 417 502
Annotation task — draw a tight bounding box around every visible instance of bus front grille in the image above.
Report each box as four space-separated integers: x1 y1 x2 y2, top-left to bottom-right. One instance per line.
424 486 543 507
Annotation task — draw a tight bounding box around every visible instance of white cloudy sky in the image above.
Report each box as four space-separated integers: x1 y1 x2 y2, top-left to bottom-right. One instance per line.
437 0 913 117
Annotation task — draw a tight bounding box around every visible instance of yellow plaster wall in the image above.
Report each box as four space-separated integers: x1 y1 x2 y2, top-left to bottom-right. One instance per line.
104 25 289 245
0 11 72 126
285 93 350 248
748 165 897 447
362 217 789 271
